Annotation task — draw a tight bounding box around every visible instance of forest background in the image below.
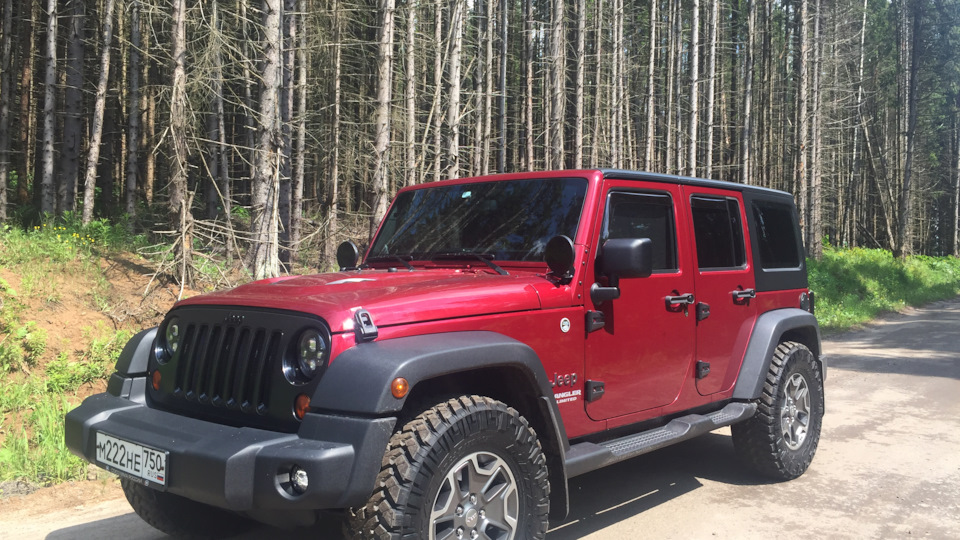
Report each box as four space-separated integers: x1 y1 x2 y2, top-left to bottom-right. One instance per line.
0 0 959 284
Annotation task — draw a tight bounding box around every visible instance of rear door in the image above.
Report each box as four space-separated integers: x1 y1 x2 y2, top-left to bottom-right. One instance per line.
584 180 697 420
683 187 758 395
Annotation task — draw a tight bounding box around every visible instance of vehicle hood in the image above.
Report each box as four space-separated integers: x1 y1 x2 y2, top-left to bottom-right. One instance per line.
175 269 547 333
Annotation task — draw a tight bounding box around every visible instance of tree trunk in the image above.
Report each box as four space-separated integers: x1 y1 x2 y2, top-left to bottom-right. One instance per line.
446 0 464 178
482 0 494 175
808 0 823 259
896 0 922 259
291 0 307 263
404 0 417 187
0 0 12 220
125 0 141 220
251 0 283 279
524 0 534 170
688 0 700 176
741 0 755 184
573 0 585 169
81 0 117 225
170 0 194 287
324 0 342 268
432 1 443 181
497 0 507 173
591 0 604 167
371 0 395 236
665 0 677 174
278 0 295 266
59 0 85 214
954 103 960 256
645 0 657 171
39 0 57 215
549 0 565 169
704 0 718 178
797 0 810 246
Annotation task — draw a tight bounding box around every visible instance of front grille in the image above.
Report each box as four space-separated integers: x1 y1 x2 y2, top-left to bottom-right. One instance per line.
172 322 283 415
150 306 326 431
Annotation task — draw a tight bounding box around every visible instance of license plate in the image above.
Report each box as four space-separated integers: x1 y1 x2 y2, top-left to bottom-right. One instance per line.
95 432 167 486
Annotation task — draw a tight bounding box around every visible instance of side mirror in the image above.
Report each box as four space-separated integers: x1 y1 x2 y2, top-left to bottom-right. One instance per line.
596 238 653 279
544 235 576 283
591 238 653 305
336 240 360 271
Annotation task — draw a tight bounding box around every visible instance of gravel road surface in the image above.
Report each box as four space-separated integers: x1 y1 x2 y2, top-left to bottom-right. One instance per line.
2 297 958 539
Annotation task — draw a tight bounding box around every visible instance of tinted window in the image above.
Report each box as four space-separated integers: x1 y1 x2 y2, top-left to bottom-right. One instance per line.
752 200 802 268
691 196 746 270
604 192 678 271
369 178 588 261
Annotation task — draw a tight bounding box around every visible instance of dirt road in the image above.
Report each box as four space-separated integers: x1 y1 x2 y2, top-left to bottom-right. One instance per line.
2 298 958 539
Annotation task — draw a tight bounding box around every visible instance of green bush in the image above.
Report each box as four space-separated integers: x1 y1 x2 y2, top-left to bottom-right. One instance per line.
808 247 960 331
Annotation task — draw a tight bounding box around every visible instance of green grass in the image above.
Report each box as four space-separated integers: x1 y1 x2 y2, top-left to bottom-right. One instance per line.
0 219 142 486
808 247 960 331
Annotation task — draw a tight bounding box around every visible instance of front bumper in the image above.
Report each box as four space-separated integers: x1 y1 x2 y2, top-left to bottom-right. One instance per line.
65 387 395 512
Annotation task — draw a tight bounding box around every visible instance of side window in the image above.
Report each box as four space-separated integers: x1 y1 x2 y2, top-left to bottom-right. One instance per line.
752 200 802 269
690 196 746 270
604 191 678 272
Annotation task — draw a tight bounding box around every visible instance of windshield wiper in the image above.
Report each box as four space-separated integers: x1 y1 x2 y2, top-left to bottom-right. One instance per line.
432 252 508 276
362 255 415 271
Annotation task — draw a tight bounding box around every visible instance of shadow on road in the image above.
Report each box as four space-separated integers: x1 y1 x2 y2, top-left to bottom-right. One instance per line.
826 298 960 380
547 432 770 538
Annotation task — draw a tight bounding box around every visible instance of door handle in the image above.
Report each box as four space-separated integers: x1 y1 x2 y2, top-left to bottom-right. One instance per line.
732 288 756 301
665 293 695 306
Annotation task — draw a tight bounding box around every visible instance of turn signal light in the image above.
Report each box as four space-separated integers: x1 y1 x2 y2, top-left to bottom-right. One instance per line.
294 394 311 420
391 377 409 399
151 370 161 391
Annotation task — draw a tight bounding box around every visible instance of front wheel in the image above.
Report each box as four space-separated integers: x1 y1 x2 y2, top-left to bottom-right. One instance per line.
732 341 824 480
347 395 550 540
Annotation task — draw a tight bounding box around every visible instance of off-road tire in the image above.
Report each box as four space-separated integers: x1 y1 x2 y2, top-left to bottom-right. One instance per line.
346 395 550 540
121 478 253 539
732 341 824 480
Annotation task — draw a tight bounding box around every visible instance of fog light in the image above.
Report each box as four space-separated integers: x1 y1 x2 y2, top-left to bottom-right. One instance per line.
290 465 309 494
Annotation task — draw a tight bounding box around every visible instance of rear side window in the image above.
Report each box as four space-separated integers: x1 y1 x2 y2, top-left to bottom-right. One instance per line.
604 191 678 272
691 196 746 270
752 200 802 269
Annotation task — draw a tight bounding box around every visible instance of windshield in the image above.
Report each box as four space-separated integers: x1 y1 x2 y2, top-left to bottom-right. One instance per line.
369 177 589 262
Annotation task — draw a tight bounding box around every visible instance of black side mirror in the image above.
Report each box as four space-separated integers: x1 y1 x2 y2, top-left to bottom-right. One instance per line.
544 235 576 283
591 238 653 305
336 240 360 271
597 238 654 279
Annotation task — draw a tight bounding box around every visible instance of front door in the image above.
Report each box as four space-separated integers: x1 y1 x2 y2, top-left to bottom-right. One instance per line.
683 187 758 395
584 181 697 421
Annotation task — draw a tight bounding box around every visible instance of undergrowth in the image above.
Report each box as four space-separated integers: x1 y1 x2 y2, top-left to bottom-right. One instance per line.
808 247 960 331
0 218 143 485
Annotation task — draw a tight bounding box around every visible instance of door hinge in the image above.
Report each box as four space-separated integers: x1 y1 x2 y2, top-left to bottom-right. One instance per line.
585 380 605 402
585 311 605 333
696 302 711 321
696 361 711 379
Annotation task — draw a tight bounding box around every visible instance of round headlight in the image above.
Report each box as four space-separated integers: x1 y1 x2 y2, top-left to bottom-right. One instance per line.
297 329 327 378
165 317 182 356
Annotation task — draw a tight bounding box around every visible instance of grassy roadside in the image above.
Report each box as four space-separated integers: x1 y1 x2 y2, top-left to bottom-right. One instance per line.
808 247 960 331
0 220 144 488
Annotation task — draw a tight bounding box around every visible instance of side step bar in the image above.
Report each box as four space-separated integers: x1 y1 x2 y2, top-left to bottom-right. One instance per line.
565 402 757 478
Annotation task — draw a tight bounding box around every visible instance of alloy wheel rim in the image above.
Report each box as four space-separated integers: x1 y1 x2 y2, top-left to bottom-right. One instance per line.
780 372 811 450
429 451 519 540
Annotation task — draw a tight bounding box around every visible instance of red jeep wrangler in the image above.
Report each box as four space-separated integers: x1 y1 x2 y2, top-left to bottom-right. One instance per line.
66 169 824 539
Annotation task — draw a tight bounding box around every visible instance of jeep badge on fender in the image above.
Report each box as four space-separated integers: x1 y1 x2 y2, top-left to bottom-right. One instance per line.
66 169 824 539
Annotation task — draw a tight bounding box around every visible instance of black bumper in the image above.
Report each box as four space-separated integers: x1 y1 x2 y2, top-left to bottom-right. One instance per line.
65 390 395 512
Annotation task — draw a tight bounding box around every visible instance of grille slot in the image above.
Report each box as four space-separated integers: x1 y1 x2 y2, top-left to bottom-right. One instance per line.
172 322 280 415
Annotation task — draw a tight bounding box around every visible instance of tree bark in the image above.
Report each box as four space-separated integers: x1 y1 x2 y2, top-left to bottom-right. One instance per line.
324 0 342 267
0 0 12 220
170 0 194 286
39 0 57 215
688 0 700 176
549 0 565 169
371 0 395 236
251 0 283 279
81 0 117 225
497 0 507 173
292 0 307 262
574 0 585 169
704 0 718 178
404 0 417 186
59 0 85 214
896 0 922 259
446 0 464 178
524 0 534 170
741 0 756 184
125 0 141 220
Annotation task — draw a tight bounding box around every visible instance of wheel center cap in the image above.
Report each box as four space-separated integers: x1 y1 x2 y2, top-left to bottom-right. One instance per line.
464 508 479 527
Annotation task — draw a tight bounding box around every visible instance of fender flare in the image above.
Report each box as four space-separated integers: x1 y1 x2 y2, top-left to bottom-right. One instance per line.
312 330 571 520
114 327 157 375
732 309 824 401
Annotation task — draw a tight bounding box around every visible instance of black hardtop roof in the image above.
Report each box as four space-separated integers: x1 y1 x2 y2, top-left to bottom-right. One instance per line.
600 169 795 200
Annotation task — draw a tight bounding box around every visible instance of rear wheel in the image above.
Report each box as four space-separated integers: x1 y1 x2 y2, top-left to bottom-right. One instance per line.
347 395 550 540
732 341 824 480
121 478 252 539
